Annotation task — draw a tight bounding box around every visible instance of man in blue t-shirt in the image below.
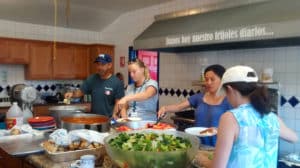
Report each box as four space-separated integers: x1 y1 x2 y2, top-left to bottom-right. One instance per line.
65 54 125 117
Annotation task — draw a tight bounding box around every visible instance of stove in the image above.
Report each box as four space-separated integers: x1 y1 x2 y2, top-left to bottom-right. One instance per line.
171 110 195 131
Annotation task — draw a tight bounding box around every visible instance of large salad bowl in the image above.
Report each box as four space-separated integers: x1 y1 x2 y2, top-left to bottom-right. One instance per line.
104 129 199 168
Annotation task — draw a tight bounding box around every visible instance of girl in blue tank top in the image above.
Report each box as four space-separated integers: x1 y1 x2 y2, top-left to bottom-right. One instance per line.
198 65 298 168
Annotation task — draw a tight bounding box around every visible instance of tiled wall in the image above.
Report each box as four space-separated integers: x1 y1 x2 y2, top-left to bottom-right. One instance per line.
0 64 82 100
158 48 300 156
98 0 300 156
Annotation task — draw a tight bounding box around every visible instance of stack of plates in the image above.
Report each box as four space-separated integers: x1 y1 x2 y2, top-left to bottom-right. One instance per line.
28 116 56 131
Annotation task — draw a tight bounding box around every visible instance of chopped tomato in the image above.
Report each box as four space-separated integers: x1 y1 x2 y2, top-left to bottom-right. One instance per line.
116 125 132 132
123 162 129 168
147 123 174 130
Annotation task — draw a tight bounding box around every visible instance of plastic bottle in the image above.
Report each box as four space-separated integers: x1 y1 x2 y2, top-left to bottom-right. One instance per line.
6 102 23 129
23 107 33 124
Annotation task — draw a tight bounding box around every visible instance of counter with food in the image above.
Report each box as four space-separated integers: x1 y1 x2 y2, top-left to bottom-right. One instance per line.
25 145 211 168
24 122 203 168
0 118 217 168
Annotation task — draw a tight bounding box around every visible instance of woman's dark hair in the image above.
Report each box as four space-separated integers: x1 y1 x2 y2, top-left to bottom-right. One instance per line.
204 64 226 79
224 82 271 117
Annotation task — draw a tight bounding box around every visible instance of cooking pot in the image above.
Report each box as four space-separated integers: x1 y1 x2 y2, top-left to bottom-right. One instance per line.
61 113 110 132
49 105 87 128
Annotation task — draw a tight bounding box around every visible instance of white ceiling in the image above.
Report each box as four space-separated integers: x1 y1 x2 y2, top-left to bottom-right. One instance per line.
0 0 173 31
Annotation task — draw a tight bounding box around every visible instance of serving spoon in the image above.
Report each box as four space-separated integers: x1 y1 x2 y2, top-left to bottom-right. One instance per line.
155 113 166 125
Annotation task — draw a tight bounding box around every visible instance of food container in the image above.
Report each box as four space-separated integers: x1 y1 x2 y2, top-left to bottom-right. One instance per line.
61 113 110 132
104 129 199 168
42 144 105 162
49 105 87 128
111 120 177 131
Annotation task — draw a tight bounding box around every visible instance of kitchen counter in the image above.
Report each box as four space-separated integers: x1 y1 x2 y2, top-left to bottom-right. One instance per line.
26 154 80 168
0 133 48 168
171 116 195 124
0 102 91 118
25 153 201 168
0 102 91 109
171 116 195 131
25 153 114 168
0 133 47 157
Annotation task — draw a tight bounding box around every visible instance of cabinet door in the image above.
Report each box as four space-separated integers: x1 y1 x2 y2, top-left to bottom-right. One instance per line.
0 148 23 168
25 42 53 79
52 44 75 79
0 39 9 63
74 46 89 79
33 105 51 116
0 38 29 64
8 39 30 64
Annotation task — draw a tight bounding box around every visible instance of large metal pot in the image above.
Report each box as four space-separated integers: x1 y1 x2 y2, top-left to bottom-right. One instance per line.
61 113 110 132
49 105 87 128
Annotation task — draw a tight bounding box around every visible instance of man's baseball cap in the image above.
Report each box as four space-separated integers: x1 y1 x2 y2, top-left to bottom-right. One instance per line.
94 54 112 64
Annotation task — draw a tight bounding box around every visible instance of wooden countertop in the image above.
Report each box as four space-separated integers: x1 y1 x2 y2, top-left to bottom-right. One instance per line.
25 153 114 168
24 144 214 168
170 116 195 124
26 154 80 168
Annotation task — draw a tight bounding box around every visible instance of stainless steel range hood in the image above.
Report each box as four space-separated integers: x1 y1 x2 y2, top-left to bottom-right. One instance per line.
134 0 300 52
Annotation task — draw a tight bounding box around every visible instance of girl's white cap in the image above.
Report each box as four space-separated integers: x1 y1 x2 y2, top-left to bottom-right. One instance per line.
217 65 258 95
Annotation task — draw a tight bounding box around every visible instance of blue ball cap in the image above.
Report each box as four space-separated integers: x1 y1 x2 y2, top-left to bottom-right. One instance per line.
94 54 112 64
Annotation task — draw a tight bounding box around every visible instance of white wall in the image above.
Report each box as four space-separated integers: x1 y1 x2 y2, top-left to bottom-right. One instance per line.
0 19 101 44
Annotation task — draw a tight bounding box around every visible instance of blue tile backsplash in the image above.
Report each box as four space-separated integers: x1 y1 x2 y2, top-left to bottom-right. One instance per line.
158 87 299 108
0 83 82 98
0 84 299 108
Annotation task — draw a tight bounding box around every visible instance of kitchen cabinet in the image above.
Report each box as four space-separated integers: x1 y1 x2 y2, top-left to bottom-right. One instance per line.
74 46 89 79
23 161 35 168
52 44 89 79
0 147 23 168
0 38 29 64
26 43 89 80
0 39 9 59
89 44 115 74
0 37 114 80
32 105 50 116
0 108 8 114
25 42 53 79
52 44 75 79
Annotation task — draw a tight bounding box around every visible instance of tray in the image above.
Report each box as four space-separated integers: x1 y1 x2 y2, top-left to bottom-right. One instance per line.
43 145 106 162
0 133 32 141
